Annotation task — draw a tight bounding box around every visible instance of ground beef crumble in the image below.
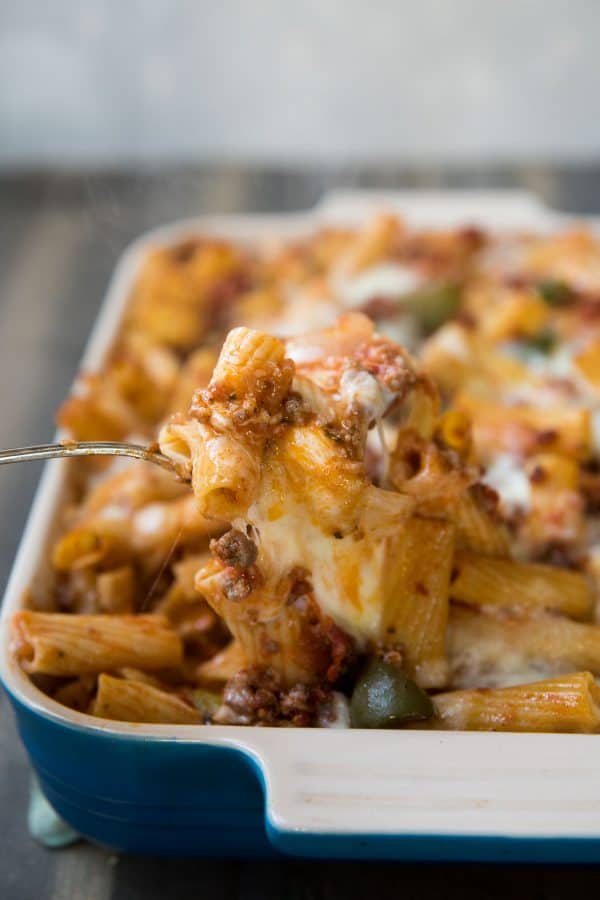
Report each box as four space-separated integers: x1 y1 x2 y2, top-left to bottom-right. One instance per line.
354 338 417 396
322 411 365 459
281 391 310 425
214 666 331 726
469 481 500 520
211 528 258 569
221 567 261 601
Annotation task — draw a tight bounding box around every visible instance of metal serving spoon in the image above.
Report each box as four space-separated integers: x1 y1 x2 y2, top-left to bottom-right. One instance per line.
0 441 177 473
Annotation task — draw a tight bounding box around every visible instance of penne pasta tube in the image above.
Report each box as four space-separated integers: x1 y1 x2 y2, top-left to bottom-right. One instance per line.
91 674 202 724
129 298 207 352
450 550 592 619
285 311 374 362
11 611 182 676
433 672 600 733
155 553 212 620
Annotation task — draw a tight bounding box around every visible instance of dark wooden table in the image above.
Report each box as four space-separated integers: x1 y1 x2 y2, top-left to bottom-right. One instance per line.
2 165 600 899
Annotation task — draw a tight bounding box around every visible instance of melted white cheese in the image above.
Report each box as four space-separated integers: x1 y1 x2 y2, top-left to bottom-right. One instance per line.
318 692 351 728
501 341 574 380
334 263 424 309
482 453 531 513
338 369 392 422
133 503 168 537
432 324 470 361
239 498 385 645
376 315 420 351
275 300 339 340
97 504 129 522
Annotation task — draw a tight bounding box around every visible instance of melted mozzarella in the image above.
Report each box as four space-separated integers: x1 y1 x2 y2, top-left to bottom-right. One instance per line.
501 341 575 380
432 324 470 361
338 368 393 422
133 503 168 537
376 315 420 351
240 497 385 645
318 692 351 728
482 453 531 513
452 638 554 689
275 300 339 340
334 263 424 309
97 503 129 522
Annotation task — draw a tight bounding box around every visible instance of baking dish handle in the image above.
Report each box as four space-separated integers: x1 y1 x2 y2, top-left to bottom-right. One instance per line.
238 728 600 859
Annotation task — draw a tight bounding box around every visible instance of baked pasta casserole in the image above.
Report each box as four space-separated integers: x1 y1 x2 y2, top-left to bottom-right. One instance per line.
11 213 600 731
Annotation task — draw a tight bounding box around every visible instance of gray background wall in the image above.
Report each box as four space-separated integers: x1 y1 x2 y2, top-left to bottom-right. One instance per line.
1 0 599 168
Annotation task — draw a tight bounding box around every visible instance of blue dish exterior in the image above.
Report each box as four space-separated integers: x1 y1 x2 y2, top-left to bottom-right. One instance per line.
6 685 279 858
5 680 600 862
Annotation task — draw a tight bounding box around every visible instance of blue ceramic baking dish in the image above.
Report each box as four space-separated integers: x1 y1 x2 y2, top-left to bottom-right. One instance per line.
3 191 600 861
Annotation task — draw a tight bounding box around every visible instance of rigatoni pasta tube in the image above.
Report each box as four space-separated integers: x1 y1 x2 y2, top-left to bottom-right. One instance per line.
211 326 292 407
380 517 455 689
433 672 600 733
197 640 248 684
96 566 135 614
335 213 400 276
449 608 600 688
452 490 509 557
91 674 202 724
389 438 471 518
11 612 182 676
159 420 261 519
197 560 346 687
279 424 370 534
574 338 600 390
520 453 584 551
450 551 592 619
455 393 592 462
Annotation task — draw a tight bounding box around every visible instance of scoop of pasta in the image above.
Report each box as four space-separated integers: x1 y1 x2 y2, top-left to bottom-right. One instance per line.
158 313 498 691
